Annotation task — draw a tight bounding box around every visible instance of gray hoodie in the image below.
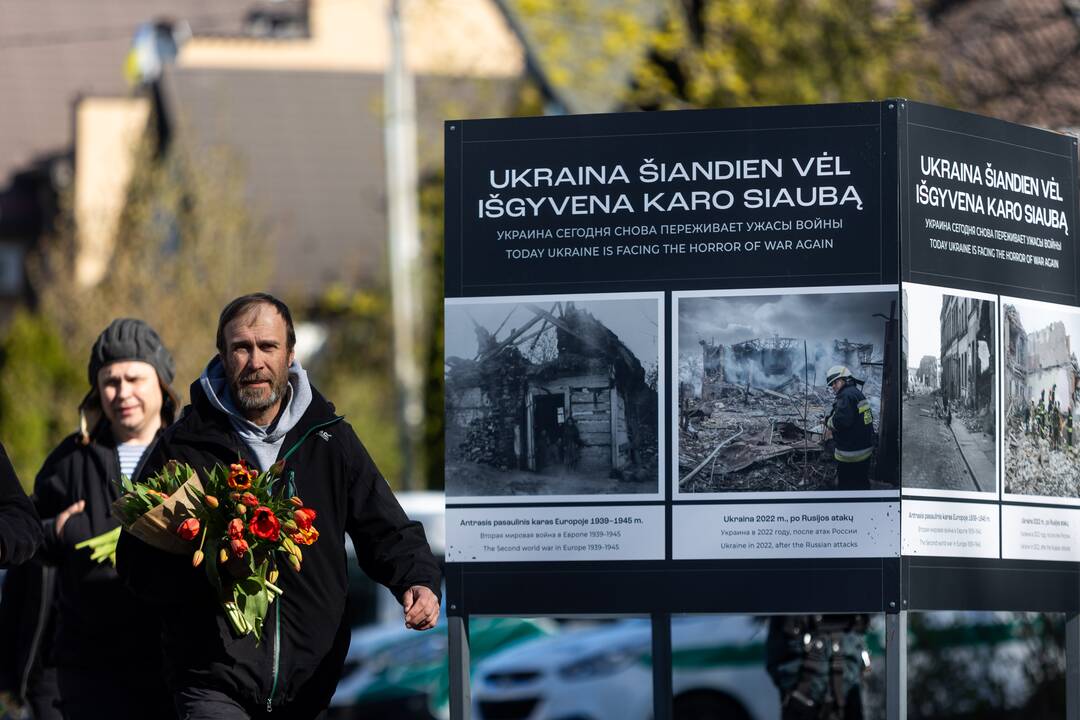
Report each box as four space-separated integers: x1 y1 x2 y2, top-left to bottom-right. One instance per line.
198 355 313 471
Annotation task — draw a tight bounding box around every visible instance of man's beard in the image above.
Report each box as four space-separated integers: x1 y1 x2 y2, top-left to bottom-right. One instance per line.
233 372 290 413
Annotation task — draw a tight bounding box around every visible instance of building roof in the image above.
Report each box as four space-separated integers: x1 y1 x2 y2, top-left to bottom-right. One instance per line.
928 0 1080 129
162 64 517 297
0 0 251 190
177 0 523 77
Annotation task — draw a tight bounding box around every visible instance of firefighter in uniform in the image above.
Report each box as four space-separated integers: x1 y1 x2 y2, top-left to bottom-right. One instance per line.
1037 392 1046 440
824 366 874 491
1051 401 1062 450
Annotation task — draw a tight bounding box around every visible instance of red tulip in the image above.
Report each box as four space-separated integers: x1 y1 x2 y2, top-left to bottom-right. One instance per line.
176 518 200 541
249 507 281 542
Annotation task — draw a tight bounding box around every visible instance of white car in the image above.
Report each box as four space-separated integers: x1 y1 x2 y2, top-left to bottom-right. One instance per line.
472 615 779 720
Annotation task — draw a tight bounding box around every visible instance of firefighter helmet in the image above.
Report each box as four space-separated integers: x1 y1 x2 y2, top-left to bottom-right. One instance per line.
825 365 854 386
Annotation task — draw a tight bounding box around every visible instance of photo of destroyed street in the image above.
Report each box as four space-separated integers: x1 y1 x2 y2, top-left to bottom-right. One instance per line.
902 284 996 494
444 297 660 498
1003 300 1080 499
676 289 899 494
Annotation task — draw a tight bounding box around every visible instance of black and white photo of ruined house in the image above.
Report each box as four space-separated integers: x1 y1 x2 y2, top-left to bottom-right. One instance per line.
444 296 660 498
902 284 996 494
677 289 899 494
1003 300 1080 499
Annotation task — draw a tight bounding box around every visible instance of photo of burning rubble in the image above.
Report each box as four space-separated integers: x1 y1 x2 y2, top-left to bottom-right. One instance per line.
444 296 660 499
902 284 996 494
1002 300 1080 499
676 288 899 494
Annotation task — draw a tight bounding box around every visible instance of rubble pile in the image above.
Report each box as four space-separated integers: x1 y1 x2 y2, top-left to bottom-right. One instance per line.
679 382 837 492
449 348 529 471
1005 420 1080 497
954 406 994 436
459 417 511 469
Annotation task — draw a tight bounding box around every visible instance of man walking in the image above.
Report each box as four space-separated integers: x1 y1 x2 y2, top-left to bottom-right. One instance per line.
824 366 875 491
32 318 180 719
118 293 441 719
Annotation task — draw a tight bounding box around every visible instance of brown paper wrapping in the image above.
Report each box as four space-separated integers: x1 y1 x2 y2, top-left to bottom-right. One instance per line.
113 472 205 555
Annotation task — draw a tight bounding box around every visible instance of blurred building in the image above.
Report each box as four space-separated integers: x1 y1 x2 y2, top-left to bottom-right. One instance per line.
156 0 524 299
0 1 251 316
0 0 525 309
6 0 1080 314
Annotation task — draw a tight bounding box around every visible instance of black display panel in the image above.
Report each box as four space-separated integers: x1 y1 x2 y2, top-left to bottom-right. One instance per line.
445 100 1080 615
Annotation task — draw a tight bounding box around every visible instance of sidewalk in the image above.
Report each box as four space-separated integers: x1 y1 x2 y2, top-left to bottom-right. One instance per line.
950 420 996 492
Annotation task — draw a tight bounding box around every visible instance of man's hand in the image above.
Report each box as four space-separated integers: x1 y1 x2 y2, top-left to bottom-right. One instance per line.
401 585 439 630
55 500 85 539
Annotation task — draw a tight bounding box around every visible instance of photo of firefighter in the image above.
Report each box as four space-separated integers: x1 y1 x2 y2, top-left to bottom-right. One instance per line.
902 284 997 494
677 288 899 494
444 296 660 498
1002 300 1080 498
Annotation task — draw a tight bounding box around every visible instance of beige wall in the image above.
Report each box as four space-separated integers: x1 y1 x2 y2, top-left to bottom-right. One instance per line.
178 0 524 77
73 96 151 287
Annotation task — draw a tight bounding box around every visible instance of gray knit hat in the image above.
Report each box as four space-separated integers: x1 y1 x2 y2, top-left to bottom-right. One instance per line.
88 318 176 387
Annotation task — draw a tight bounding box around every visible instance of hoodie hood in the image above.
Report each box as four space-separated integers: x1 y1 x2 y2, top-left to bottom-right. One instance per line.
199 355 313 471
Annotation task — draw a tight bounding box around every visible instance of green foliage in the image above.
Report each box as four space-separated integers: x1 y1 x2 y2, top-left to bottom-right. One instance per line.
0 310 83 490
418 170 445 489
632 0 943 109
511 0 944 111
307 287 405 487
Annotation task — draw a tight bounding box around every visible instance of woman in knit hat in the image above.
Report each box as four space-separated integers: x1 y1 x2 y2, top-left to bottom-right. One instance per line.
28 318 180 720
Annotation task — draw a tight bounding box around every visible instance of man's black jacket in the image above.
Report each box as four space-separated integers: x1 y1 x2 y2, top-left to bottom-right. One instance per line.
115 380 442 713
0 441 40 568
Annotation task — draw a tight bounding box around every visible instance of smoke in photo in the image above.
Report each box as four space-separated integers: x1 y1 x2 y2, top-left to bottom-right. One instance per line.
902 285 996 493
444 298 659 497
1003 301 1080 498
677 290 898 493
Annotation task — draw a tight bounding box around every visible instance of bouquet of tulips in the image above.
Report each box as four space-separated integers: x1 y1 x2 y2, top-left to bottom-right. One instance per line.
111 459 320 641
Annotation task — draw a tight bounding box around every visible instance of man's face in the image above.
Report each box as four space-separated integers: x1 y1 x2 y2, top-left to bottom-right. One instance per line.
831 378 845 395
221 303 294 420
97 360 164 442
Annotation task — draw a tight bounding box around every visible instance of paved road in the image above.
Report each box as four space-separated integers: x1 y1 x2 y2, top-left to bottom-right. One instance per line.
902 394 978 491
951 415 996 492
